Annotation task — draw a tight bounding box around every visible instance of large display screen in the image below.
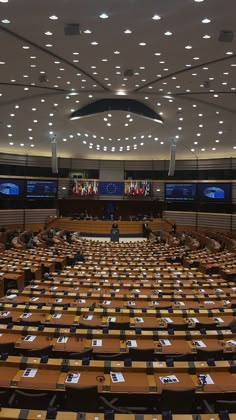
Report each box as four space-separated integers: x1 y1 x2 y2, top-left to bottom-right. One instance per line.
0 179 24 197
198 183 231 201
165 183 196 201
71 179 99 196
124 181 151 196
26 180 58 198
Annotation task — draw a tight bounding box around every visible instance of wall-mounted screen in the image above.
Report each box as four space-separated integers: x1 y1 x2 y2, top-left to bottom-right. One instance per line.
26 180 58 198
198 183 231 201
0 179 24 197
124 181 151 196
71 179 99 196
165 183 196 201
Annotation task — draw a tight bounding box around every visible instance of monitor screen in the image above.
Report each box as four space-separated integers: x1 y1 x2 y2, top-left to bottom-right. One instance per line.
26 180 58 198
0 179 24 197
165 183 196 201
124 181 151 196
198 183 231 201
70 179 99 196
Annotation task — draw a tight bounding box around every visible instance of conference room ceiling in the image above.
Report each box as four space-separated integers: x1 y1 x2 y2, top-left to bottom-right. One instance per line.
0 0 236 161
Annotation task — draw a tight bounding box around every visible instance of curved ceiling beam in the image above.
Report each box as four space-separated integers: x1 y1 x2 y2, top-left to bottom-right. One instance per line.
0 25 109 92
134 53 236 92
69 98 164 123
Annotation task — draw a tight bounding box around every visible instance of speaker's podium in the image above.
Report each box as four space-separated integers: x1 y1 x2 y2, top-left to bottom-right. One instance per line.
110 228 119 242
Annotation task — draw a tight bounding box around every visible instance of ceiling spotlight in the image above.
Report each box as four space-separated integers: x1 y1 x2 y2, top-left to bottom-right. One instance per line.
100 13 108 19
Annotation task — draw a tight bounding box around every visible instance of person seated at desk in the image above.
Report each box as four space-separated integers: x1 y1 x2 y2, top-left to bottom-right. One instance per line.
72 250 85 266
112 223 119 229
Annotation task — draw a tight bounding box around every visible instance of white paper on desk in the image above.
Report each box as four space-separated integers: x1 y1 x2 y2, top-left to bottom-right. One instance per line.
193 340 206 348
189 318 199 323
110 372 125 383
65 373 80 384
92 339 102 347
198 374 214 385
55 298 63 303
159 375 179 384
23 368 38 378
132 289 140 294
128 301 135 306
198 289 205 293
176 301 185 306
0 311 10 317
214 317 224 323
107 317 116 322
227 340 236 346
52 313 62 319
126 340 137 348
152 301 159 306
103 300 111 305
159 339 171 346
31 285 38 289
216 289 223 293
57 336 68 344
24 335 36 342
20 313 32 319
204 301 215 305
78 299 86 303
6 294 17 299
114 289 120 293
30 297 39 301
223 300 231 305
135 317 144 323
50 286 58 290
82 315 93 321
163 317 173 323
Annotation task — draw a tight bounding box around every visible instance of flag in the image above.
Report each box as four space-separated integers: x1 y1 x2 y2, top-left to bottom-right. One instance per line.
99 182 124 196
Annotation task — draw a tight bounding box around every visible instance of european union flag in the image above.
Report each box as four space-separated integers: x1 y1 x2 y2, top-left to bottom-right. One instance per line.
99 182 124 196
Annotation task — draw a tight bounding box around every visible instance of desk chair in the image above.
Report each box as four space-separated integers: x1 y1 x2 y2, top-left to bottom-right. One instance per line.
8 389 57 410
159 388 196 414
0 316 13 325
128 347 155 361
17 345 53 358
109 321 130 330
215 400 236 413
64 385 99 412
197 321 217 331
66 348 93 359
165 353 195 362
196 348 224 361
0 342 15 355
94 352 126 361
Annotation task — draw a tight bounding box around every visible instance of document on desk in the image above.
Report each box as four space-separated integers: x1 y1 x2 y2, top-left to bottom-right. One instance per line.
6 294 17 299
83 314 93 321
107 317 116 322
0 311 10 317
30 297 39 301
102 300 111 305
176 301 185 306
126 340 137 348
213 317 224 323
78 299 86 303
65 373 80 384
92 339 102 347
20 313 32 318
24 335 36 342
204 301 215 305
159 339 171 346
52 313 62 319
110 372 125 383
198 374 214 385
152 301 159 306
193 340 206 348
227 340 236 346
189 318 199 323
134 317 144 323
128 301 135 306
57 336 68 344
23 368 38 378
163 317 173 323
159 375 179 384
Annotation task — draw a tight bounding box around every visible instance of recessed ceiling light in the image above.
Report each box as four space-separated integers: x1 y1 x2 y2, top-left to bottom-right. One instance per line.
203 34 211 39
139 42 146 46
202 18 211 23
91 41 98 45
49 15 58 20
185 45 192 49
124 29 132 34
45 31 53 35
152 14 161 20
1 19 10 24
100 13 108 19
164 31 172 36
194 0 204 2
0 0 9 3
114 50 120 54
84 29 92 34
226 51 233 55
